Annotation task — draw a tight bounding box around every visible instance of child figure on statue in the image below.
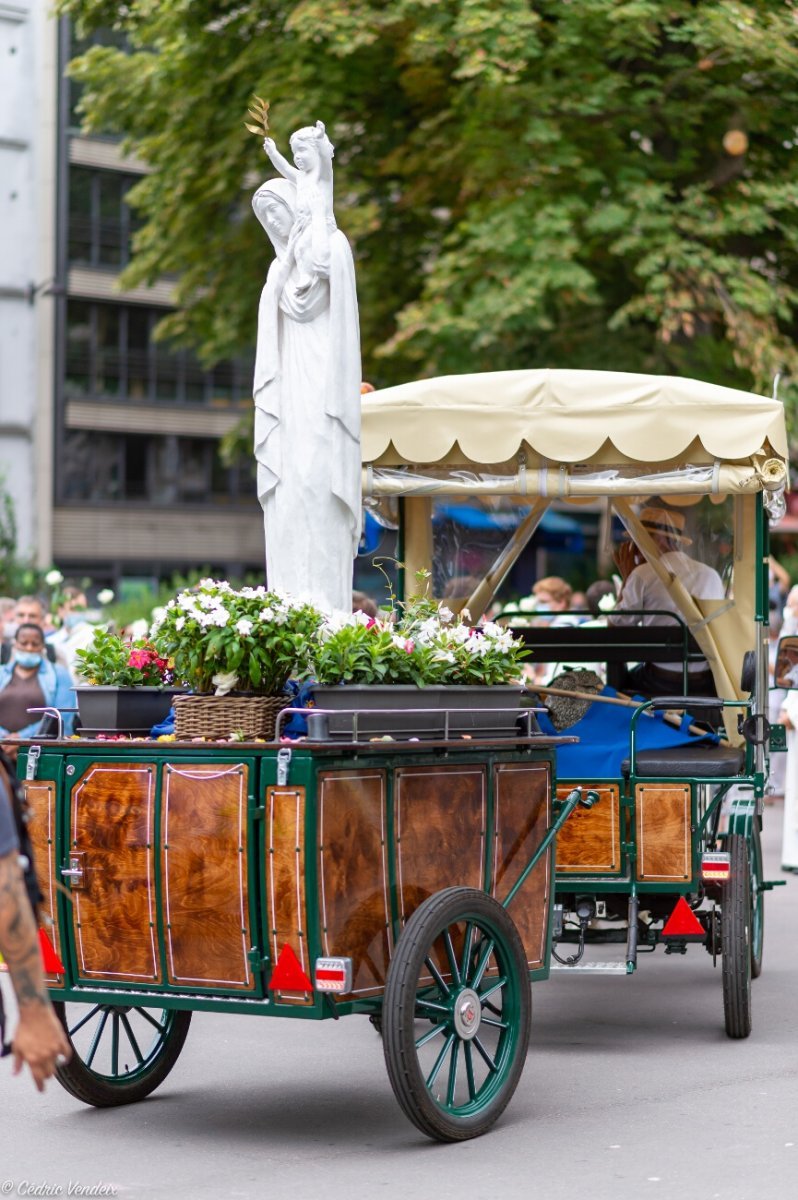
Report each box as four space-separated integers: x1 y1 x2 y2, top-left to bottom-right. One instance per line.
263 121 336 293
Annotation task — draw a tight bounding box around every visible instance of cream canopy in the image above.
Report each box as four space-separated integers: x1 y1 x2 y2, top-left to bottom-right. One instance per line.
361 369 788 467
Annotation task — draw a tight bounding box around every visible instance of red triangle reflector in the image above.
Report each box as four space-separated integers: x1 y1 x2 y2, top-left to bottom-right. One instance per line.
39 928 65 973
268 943 313 992
661 897 705 939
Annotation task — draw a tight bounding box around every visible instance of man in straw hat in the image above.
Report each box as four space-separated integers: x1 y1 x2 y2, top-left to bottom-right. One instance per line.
610 502 724 698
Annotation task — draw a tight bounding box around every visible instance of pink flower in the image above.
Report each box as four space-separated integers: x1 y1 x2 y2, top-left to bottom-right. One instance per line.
404 639 415 653
366 617 378 629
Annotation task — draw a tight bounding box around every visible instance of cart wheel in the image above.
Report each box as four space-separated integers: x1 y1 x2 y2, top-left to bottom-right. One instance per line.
748 823 764 979
52 1001 191 1107
382 887 531 1142
721 835 752 1039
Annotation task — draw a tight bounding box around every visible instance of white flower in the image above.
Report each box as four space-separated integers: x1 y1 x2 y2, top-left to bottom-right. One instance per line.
175 617 186 632
210 608 230 627
437 605 454 623
434 650 456 664
127 618 149 640
259 606 275 621
97 588 115 605
354 609 373 625
212 670 239 696
149 606 167 633
598 593 617 613
519 597 537 613
45 569 64 586
236 618 254 635
178 594 196 612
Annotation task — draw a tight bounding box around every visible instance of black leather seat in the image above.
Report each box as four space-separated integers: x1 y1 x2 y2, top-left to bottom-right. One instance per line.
620 744 746 779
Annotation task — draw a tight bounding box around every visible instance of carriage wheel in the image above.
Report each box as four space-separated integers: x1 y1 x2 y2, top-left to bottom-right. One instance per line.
382 887 531 1142
52 1001 192 1107
721 835 752 1038
748 823 764 979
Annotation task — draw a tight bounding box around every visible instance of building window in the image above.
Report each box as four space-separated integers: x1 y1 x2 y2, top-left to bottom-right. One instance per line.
61 431 257 507
64 300 252 406
68 167 142 270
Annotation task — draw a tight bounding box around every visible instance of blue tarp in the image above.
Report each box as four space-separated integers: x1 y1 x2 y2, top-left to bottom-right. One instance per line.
433 503 585 552
535 686 718 777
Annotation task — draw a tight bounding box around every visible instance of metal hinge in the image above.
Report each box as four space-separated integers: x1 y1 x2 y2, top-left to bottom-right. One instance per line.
25 745 41 781
276 747 292 787
247 946 271 971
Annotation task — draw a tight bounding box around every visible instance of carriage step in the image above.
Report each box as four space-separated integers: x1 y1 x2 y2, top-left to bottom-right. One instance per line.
550 961 630 975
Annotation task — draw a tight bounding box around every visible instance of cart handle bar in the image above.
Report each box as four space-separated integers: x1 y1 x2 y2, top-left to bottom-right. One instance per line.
25 706 79 742
274 705 547 744
501 787 600 914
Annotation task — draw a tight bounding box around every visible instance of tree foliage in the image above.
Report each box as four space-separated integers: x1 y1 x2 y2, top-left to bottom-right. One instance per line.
59 0 798 418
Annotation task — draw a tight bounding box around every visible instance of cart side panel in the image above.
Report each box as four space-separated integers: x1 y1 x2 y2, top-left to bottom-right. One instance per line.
69 761 161 985
266 785 313 1005
24 779 65 988
161 761 256 992
394 764 486 923
318 769 391 998
492 762 551 968
555 784 622 875
635 784 691 882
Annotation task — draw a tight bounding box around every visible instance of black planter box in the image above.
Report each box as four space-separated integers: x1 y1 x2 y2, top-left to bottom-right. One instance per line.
74 686 187 736
308 684 531 741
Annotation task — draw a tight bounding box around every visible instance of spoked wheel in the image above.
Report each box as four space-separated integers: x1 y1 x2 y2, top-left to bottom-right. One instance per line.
748 823 764 979
721 834 752 1039
383 887 531 1142
53 1001 192 1106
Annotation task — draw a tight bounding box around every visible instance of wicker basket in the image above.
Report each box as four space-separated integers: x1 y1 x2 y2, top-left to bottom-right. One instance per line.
173 694 286 741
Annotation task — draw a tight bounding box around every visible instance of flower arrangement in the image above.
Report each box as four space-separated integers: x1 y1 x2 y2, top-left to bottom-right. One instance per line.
151 579 321 696
76 628 172 687
311 592 529 688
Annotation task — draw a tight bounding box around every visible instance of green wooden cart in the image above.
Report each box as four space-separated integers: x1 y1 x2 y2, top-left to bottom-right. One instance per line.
21 724 592 1142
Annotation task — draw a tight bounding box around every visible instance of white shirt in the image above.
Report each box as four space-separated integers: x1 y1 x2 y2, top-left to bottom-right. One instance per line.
611 550 724 673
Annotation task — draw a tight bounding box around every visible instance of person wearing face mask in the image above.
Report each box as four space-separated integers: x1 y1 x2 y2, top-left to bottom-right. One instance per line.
48 587 95 673
0 624 75 740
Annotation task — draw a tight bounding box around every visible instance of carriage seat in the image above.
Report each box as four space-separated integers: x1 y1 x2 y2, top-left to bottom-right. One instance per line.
620 744 745 779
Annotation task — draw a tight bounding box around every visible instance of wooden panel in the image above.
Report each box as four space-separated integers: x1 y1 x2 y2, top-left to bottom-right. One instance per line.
556 785 621 874
70 762 160 983
636 784 692 881
162 762 254 990
319 770 390 996
266 786 311 1005
492 763 551 968
395 765 485 922
23 782 64 988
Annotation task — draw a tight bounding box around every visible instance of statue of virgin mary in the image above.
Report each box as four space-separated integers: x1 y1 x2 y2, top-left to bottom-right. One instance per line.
251 136 361 615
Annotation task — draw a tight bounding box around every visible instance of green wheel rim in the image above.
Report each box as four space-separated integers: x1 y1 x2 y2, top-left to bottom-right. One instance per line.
59 1003 180 1086
749 826 764 975
410 910 525 1118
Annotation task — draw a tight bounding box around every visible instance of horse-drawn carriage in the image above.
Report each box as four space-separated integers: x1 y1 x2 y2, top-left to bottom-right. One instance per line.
16 368 791 1139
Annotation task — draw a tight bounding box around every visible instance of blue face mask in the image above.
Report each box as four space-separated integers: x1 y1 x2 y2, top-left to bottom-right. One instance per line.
535 602 552 613
64 612 85 631
15 650 42 669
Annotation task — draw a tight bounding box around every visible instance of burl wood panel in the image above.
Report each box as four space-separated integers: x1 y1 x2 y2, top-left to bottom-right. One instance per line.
162 762 254 990
318 770 390 996
556 785 621 874
394 765 485 924
70 763 160 983
492 763 551 968
267 786 311 1004
635 784 692 881
23 781 64 987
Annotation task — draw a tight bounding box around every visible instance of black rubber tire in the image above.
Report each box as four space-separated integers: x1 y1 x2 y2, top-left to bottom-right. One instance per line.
749 823 764 980
53 1002 192 1107
382 886 531 1142
721 835 752 1039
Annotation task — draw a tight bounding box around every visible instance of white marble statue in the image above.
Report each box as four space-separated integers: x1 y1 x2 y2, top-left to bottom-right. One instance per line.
252 122 361 614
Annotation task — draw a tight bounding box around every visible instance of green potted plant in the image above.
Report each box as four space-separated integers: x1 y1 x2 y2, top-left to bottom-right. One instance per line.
308 589 531 739
74 628 185 735
151 579 321 739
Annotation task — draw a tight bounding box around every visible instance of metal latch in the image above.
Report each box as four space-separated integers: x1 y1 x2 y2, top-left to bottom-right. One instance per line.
60 852 86 890
276 747 292 787
25 745 41 781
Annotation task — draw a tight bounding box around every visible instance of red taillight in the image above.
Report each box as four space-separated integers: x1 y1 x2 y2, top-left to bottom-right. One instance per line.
314 957 353 993
701 851 731 883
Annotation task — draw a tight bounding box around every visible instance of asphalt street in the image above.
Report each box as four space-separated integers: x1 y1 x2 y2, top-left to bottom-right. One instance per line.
1 803 796 1200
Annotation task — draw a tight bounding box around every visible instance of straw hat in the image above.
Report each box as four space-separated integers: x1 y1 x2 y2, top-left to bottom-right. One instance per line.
637 505 692 546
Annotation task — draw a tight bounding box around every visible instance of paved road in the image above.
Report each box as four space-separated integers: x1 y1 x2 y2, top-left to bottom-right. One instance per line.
1 805 796 1200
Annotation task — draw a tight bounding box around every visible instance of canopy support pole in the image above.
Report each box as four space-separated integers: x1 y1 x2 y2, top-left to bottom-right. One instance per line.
464 499 550 621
